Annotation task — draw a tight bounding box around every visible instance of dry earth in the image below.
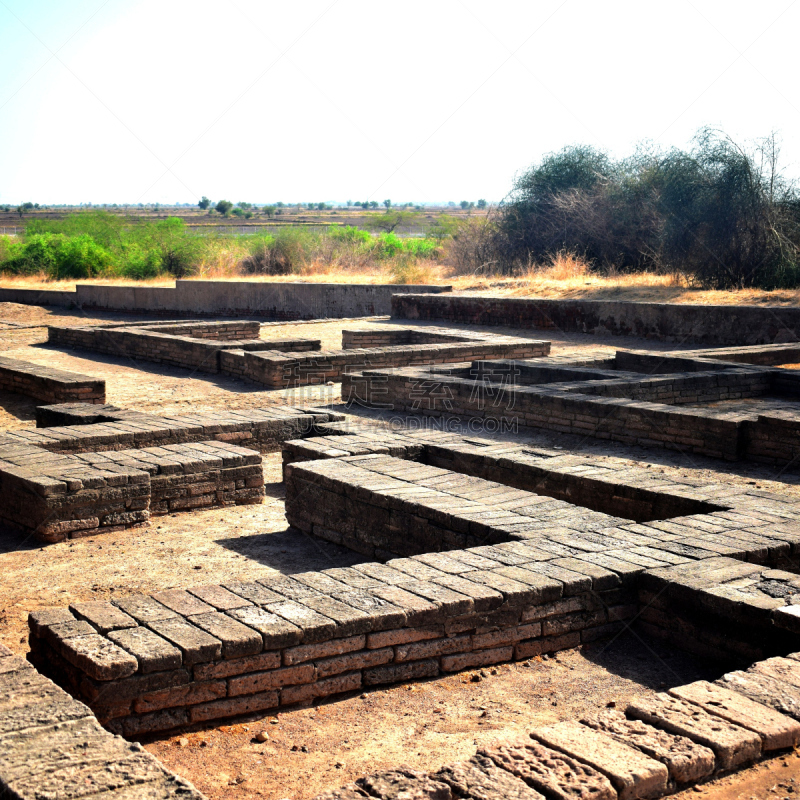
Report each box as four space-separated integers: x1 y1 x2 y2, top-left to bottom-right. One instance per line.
2 301 800 800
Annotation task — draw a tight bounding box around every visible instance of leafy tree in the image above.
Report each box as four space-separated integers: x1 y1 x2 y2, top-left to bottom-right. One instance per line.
383 199 392 210
238 202 252 210
317 202 327 211
366 210 419 233
369 200 379 209
477 199 487 209
460 200 470 210
215 199 234 216
263 205 277 218
198 196 210 210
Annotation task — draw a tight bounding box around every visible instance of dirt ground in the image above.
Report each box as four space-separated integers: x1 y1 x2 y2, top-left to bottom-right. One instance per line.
2 302 800 800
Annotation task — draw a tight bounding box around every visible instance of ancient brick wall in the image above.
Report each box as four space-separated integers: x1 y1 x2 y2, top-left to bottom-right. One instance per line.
0 356 105 404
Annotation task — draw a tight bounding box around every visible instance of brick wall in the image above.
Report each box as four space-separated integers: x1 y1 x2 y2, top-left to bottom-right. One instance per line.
0 356 105 404
392 294 800 346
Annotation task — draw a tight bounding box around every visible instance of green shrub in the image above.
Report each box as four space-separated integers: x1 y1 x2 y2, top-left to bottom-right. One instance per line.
1 232 112 279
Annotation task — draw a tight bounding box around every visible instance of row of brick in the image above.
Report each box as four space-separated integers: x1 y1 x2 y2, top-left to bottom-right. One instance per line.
0 355 105 404
314 654 800 800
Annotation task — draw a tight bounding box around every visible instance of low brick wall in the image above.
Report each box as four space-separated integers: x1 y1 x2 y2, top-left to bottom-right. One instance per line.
392 294 800 346
48 322 321 376
0 404 342 542
28 563 636 737
0 440 264 542
0 355 105 404
241 332 550 388
341 356 800 465
0 280 451 317
0 643 205 800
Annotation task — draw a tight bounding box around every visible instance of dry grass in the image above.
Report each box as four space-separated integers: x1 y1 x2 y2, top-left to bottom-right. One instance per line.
3 261 800 305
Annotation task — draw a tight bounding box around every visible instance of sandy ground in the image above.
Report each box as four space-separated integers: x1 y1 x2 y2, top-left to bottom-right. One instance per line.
2 302 800 800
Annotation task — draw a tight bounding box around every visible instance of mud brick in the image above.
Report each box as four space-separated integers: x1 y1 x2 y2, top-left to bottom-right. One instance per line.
750 656 800 688
69 601 137 634
670 680 800 751
302 595 374 637
186 612 263 659
581 708 715 785
113 708 190 737
108 627 182 674
353 562 418 585
367 627 443 649
430 574 504 613
356 768 453 800
481 739 616 800
194 652 281 681
224 580 283 606
441 647 513 673
515 632 580 660
114 596 178 625
521 596 595 623
188 584 253 611
281 671 362 707
58 634 139 681
269 599 352 649
147 618 222 665
542 610 607 638
0 696 92 737
473 624 541 650
228 663 316 696
294 570 352 594
284 635 367 666
331 590 407 630
42 619 97 647
532 720 668 800
369 585 442 626
387 557 451 582
363 659 439 685
316 647 394 678
579 553 644 582
627 693 762 770
28 607 76 637
473 568 562 606
134 680 227 713
717 670 800 721
189 690 279 723
258 574 324 602
396 635 471 663
226 606 302 649
549 557 621 591
435 754 544 800
401 580 474 616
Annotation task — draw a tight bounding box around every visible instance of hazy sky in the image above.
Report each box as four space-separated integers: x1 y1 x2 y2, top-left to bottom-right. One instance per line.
0 0 797 205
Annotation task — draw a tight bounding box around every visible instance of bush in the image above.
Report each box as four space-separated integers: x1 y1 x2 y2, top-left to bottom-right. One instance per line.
493 129 800 288
1 233 112 279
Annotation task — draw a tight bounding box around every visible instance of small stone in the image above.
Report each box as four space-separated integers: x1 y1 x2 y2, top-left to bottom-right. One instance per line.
177 737 189 747
255 731 269 743
470 674 481 683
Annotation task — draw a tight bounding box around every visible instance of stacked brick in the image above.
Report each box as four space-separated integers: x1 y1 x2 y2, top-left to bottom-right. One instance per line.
28 555 636 736
0 404 340 542
48 322 321 376
0 642 205 800
341 327 474 348
313 656 800 800
0 440 263 541
341 352 800 465
0 355 105 404
240 330 550 388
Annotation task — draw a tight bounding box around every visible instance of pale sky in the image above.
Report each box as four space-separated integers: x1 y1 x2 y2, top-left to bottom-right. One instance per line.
0 0 798 205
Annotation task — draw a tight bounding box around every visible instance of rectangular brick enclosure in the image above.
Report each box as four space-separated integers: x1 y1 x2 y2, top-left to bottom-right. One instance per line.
48 320 550 388
341 349 800 467
0 355 105 404
28 432 800 734
0 402 341 542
